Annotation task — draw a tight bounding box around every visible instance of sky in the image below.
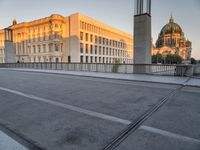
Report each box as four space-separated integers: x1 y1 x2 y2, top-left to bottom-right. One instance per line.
0 0 199 59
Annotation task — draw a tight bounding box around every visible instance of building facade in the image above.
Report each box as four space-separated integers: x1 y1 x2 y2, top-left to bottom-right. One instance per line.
0 13 133 64
0 30 5 63
153 16 192 62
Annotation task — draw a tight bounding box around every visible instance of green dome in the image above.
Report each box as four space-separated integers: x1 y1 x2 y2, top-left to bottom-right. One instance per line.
159 16 182 36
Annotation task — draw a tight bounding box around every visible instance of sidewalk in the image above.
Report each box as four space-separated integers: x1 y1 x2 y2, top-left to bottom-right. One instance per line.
1 68 200 87
0 131 27 150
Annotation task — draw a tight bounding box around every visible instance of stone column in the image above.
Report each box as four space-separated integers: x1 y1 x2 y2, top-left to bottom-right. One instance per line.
134 0 152 73
4 28 16 63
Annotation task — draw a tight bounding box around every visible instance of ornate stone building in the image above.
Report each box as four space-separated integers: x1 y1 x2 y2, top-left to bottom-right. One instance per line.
153 16 192 62
0 13 133 64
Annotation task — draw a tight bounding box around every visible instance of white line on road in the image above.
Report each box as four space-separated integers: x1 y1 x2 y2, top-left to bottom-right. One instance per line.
0 131 27 150
0 87 131 125
140 125 200 144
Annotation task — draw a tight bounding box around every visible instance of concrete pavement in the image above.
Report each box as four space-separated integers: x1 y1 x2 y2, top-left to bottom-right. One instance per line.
0 68 196 86
115 86 200 150
0 131 27 150
0 69 199 150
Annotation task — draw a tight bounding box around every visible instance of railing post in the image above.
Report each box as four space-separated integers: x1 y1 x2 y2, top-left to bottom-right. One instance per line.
61 63 63 70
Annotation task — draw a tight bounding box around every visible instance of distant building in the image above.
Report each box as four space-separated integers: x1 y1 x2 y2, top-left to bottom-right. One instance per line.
0 13 133 64
153 16 192 63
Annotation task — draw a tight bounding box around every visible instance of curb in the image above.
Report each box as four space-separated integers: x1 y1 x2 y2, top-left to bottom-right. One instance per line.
0 68 191 87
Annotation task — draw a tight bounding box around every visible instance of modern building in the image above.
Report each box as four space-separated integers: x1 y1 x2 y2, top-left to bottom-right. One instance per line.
153 16 192 62
0 13 133 64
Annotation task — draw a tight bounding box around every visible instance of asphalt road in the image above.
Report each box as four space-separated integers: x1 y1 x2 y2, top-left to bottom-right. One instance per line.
0 70 199 150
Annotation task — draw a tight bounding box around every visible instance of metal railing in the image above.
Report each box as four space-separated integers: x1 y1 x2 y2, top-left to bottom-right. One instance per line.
0 63 194 76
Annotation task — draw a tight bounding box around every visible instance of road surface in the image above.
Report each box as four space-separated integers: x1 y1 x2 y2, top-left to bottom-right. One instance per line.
0 70 199 150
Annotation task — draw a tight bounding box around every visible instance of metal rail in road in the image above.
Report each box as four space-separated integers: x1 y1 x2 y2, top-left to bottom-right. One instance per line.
102 77 191 150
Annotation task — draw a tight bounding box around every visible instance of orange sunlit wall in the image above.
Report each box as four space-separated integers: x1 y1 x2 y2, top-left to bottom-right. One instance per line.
0 13 133 64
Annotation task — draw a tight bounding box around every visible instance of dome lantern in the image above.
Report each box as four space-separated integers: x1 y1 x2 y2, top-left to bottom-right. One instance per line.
12 19 17 25
169 15 174 23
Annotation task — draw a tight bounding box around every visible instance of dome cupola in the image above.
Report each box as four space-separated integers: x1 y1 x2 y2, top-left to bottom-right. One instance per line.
159 15 182 36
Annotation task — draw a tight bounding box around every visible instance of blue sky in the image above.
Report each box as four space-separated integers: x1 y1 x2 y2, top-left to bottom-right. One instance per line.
0 0 199 59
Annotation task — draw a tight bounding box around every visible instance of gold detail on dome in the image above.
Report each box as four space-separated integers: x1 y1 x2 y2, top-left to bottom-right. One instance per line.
153 15 192 61
169 14 174 23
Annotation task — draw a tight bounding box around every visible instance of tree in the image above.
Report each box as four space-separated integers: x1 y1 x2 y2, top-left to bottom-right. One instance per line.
112 58 120 73
191 58 197 64
165 54 183 64
152 54 163 64
152 54 183 64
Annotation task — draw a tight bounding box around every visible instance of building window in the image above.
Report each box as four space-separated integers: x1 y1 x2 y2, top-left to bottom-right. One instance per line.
55 24 58 28
95 36 98 44
33 46 36 53
86 56 88 63
99 57 101 63
61 43 63 52
56 58 59 63
103 47 105 55
90 56 93 63
86 44 88 54
43 44 46 53
99 37 102 44
106 39 108 45
103 38 105 45
55 32 59 39
95 46 97 55
90 45 93 54
55 44 59 51
85 33 88 41
80 32 83 41
43 33 46 41
80 56 83 63
68 56 71 63
80 43 83 53
90 35 93 43
95 57 97 63
99 46 101 55
37 33 40 42
32 34 35 42
49 44 52 52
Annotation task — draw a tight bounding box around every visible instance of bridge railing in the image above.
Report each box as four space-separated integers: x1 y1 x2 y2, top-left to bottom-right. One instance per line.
0 63 193 76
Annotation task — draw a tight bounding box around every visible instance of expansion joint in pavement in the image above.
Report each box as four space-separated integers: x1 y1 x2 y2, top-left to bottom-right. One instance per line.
102 85 184 150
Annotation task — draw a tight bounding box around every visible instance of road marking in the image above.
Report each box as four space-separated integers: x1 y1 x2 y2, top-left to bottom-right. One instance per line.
140 125 200 144
0 131 27 150
0 87 131 125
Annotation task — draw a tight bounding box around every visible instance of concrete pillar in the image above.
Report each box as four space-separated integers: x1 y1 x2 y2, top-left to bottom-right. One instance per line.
4 28 16 63
134 0 152 73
